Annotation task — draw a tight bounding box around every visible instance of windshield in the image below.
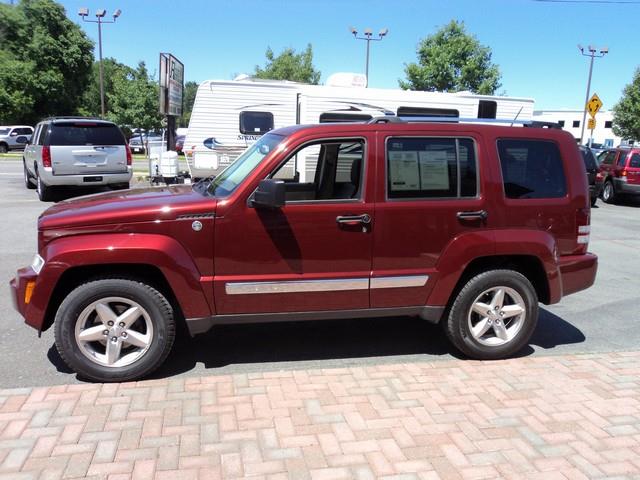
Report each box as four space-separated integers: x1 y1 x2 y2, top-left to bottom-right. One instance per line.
207 133 284 197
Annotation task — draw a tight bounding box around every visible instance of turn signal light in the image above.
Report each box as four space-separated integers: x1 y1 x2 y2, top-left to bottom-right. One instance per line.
24 280 36 304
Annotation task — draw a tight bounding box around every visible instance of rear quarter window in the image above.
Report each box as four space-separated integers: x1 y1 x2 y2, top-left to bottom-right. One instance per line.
497 139 567 199
47 123 125 146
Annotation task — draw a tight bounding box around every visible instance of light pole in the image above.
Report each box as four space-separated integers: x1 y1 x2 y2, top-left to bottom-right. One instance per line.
79 8 122 118
578 44 608 145
349 26 388 87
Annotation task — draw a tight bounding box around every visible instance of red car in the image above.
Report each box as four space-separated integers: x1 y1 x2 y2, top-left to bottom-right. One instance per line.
11 119 597 382
598 147 640 203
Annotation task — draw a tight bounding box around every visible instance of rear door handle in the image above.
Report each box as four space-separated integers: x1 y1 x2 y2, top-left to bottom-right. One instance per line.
456 210 488 221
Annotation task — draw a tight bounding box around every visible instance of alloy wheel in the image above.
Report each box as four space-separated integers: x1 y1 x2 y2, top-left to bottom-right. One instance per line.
467 286 526 346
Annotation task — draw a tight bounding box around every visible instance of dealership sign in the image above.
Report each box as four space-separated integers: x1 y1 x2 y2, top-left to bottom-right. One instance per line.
159 53 184 116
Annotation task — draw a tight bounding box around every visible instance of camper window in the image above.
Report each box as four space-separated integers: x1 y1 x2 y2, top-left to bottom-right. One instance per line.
397 107 459 118
477 100 497 119
319 113 372 123
240 111 274 134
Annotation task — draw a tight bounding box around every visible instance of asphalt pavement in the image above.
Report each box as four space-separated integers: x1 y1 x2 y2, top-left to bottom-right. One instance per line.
1 158 639 388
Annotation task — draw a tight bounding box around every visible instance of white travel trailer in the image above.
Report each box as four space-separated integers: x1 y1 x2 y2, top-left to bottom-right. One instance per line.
184 77 535 178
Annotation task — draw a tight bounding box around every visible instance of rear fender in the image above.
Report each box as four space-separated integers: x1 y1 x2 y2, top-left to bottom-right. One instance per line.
426 229 560 306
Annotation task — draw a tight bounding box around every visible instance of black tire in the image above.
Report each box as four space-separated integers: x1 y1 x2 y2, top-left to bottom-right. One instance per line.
602 180 616 204
0 143 8 154
444 269 538 360
36 172 54 201
54 278 175 382
24 162 35 189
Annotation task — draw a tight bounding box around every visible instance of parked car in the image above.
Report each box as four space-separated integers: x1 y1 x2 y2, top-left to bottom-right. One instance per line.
175 135 185 155
23 117 132 201
129 133 162 154
11 119 597 382
579 145 602 206
0 125 34 153
597 147 640 203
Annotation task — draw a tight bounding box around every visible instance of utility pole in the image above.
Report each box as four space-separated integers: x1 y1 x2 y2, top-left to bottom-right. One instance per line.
79 8 122 118
578 44 608 144
349 27 389 87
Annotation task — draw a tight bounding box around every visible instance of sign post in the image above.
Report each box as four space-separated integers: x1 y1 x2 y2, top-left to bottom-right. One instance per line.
586 93 602 148
159 53 184 151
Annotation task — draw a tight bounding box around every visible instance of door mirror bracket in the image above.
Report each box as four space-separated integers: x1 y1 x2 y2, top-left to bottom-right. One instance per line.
250 179 285 208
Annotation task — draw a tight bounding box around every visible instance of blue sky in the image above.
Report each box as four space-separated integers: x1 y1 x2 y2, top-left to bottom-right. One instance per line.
57 0 640 110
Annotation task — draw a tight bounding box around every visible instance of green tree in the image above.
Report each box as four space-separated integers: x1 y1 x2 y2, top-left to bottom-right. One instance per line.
179 81 198 128
79 58 132 117
106 61 162 134
612 68 640 143
399 20 501 95
254 44 321 84
0 0 94 124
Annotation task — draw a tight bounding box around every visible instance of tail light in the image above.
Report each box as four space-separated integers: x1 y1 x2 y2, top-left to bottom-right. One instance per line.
42 146 51 167
126 144 132 166
575 207 590 254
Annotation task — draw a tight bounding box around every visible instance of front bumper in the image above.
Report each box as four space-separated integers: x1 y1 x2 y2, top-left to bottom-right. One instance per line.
39 166 132 187
559 253 598 297
10 266 42 331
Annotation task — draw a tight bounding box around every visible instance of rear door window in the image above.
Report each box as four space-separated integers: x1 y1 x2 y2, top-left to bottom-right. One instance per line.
617 151 628 166
386 137 477 199
497 139 566 199
48 123 125 146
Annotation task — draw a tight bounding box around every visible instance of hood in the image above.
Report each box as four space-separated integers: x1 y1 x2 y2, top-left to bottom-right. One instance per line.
39 185 216 230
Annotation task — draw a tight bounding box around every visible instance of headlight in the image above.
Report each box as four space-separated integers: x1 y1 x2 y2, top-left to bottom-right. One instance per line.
31 254 45 274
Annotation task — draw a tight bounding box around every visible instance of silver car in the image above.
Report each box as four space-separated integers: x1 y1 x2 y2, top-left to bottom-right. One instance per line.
23 117 133 201
0 125 34 153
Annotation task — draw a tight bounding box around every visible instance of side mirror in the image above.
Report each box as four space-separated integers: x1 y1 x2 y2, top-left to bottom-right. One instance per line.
252 179 285 208
15 136 28 144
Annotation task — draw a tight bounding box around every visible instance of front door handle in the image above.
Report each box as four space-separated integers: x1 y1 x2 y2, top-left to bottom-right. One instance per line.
456 210 488 221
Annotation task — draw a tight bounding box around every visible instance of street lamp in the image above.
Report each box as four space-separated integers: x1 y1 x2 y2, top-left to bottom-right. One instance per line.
79 7 122 118
349 26 388 87
578 44 608 145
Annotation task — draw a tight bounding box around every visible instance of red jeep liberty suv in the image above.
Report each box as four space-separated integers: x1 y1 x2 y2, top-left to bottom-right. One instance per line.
11 120 598 382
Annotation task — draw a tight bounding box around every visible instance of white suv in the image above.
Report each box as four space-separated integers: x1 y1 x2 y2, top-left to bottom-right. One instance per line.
0 126 34 153
23 117 133 201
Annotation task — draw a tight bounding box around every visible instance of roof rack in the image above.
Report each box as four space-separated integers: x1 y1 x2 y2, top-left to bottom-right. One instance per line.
367 116 562 129
42 116 105 122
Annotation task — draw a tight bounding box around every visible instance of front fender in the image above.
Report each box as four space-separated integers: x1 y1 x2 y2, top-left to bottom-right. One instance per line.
426 229 560 306
25 233 213 331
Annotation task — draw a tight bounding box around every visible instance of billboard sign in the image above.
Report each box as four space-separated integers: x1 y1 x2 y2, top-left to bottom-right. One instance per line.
159 53 184 116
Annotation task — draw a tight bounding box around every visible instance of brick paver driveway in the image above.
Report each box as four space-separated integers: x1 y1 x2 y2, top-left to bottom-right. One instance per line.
1 352 639 479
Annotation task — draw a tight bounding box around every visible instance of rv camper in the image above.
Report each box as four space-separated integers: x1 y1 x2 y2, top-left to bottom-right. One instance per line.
184 77 534 179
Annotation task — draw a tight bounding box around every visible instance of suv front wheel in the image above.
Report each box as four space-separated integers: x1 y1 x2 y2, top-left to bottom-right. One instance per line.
54 278 176 382
445 270 538 360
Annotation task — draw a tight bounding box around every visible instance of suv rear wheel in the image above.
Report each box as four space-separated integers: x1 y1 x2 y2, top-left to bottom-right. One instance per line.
445 270 538 359
36 171 54 201
54 278 175 382
602 180 616 204
0 143 8 154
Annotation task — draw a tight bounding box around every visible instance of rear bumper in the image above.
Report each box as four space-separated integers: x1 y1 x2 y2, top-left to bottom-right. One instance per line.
558 253 598 298
40 166 132 186
613 178 640 195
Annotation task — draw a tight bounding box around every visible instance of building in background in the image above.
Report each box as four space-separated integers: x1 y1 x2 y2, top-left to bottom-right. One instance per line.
532 110 629 147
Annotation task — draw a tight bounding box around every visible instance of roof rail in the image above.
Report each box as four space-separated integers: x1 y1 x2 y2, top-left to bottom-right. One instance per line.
42 116 105 122
367 116 562 129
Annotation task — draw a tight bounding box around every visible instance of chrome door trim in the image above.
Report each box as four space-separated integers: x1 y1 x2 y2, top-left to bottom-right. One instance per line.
225 277 369 295
225 274 429 295
370 275 429 289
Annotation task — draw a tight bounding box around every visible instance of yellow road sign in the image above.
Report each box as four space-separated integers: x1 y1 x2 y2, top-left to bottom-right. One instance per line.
587 94 603 118
588 118 596 130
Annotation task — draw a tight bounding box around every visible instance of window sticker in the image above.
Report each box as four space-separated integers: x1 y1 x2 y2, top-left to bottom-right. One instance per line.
389 151 420 190
419 150 449 190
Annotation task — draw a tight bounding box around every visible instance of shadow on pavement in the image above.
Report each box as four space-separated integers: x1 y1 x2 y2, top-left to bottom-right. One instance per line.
46 306 586 382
